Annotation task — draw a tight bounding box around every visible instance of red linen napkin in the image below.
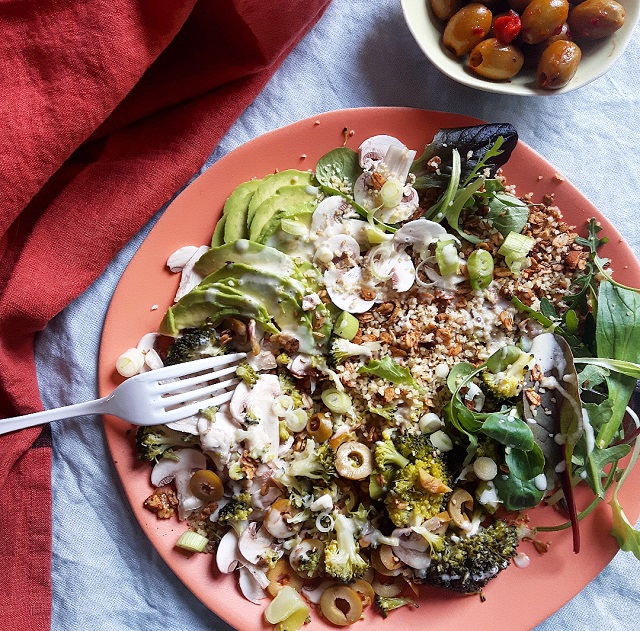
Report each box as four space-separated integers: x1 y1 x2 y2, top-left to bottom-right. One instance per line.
0 1 331 628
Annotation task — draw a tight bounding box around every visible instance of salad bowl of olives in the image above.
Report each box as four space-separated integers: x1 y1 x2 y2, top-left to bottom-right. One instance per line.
401 0 638 95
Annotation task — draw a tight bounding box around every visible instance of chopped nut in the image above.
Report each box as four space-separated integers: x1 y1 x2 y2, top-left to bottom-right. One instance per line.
499 310 514 331
370 172 386 190
144 486 179 519
525 389 542 406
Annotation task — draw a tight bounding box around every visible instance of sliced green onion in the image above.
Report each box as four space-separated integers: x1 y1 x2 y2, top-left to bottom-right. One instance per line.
498 232 535 274
285 408 308 432
321 388 352 414
272 395 295 417
467 249 494 290
175 530 208 553
280 219 308 236
365 224 389 245
333 311 360 340
380 177 404 208
435 238 460 276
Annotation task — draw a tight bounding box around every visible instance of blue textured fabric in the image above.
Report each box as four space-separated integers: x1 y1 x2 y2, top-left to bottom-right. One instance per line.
37 1 640 629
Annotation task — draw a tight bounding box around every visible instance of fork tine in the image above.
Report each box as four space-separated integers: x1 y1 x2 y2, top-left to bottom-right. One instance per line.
160 377 240 408
155 364 240 395
160 389 236 424
149 353 246 381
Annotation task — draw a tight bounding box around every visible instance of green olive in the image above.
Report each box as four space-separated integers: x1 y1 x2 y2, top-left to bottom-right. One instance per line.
430 0 465 22
189 469 224 501
537 39 582 89
469 38 525 80
306 412 333 442
443 3 493 57
521 0 570 44
320 586 363 626
568 0 625 39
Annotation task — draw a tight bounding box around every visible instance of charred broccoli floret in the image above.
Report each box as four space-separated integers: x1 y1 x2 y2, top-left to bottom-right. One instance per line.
217 491 253 525
135 425 197 461
236 361 258 387
165 324 226 365
324 512 368 582
481 346 533 399
375 595 418 618
427 520 519 593
327 337 380 367
379 434 452 527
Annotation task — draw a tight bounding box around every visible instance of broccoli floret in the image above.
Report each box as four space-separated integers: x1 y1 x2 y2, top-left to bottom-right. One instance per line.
427 520 519 593
395 432 441 462
288 440 336 481
324 512 368 582
385 460 452 528
165 324 226 365
276 353 291 366
296 545 323 578
236 362 258 387
217 491 253 525
257 548 281 569
375 595 417 618
328 337 380 367
374 440 411 471
135 425 197 461
481 348 533 399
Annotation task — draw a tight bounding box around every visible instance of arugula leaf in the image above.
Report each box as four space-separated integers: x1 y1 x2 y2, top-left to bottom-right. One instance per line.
358 356 416 386
443 178 484 243
315 147 362 192
594 282 640 448
578 364 609 390
444 362 486 434
609 424 640 559
480 413 535 450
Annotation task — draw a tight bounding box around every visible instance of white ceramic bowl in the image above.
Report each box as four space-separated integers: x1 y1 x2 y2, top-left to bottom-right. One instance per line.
401 0 639 95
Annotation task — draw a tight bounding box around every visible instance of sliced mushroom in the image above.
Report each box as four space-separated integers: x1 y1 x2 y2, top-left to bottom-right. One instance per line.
287 353 314 377
197 403 242 459
150 448 207 519
238 523 276 565
393 219 448 259
247 349 277 372
216 529 242 574
315 233 361 270
358 135 406 170
167 246 200 272
310 196 352 239
238 566 268 604
264 498 301 539
171 245 210 302
324 266 375 313
230 374 282 460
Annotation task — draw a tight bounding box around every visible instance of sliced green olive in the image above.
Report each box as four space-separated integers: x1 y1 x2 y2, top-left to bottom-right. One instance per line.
189 469 224 502
320 585 363 626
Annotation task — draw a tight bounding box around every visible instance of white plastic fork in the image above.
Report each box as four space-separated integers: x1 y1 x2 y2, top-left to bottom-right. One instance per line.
0 353 246 435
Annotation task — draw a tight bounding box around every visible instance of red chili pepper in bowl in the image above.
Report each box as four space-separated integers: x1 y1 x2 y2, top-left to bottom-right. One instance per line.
493 10 522 44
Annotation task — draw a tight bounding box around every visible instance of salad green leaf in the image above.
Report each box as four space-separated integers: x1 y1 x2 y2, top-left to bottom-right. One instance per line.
358 356 416 387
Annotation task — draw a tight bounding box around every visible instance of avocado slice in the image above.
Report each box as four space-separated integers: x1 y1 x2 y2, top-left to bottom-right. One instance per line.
211 214 226 247
222 178 263 243
159 283 276 337
255 206 314 245
246 169 315 228
159 264 320 353
249 185 318 243
194 240 297 279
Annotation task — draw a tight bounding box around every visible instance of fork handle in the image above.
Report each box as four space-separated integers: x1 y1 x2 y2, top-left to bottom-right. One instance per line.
0 397 110 435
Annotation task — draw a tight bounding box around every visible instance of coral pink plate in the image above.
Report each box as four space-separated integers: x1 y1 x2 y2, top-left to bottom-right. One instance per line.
99 108 640 631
